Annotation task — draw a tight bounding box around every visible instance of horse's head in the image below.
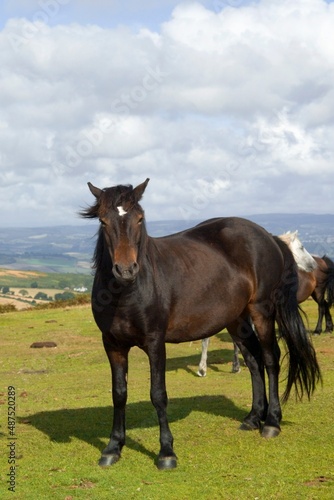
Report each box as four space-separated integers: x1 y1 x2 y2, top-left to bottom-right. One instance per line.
279 231 317 273
82 179 149 284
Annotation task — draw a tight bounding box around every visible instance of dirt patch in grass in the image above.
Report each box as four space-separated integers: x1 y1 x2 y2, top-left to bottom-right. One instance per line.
304 476 333 487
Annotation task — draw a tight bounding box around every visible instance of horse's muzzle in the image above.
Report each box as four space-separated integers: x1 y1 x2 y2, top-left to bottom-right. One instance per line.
112 262 140 283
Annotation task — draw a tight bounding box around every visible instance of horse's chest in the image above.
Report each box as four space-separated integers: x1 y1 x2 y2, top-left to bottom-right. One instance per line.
94 303 147 347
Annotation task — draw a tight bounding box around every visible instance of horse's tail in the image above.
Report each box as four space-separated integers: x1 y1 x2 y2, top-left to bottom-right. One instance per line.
322 255 334 309
272 237 322 403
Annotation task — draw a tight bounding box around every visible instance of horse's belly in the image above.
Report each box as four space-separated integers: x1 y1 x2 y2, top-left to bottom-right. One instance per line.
165 284 251 343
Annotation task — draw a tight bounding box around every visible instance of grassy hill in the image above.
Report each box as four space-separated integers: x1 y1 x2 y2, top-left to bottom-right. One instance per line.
0 300 333 498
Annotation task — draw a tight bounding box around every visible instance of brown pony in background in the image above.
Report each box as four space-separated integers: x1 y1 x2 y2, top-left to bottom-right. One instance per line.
297 255 334 333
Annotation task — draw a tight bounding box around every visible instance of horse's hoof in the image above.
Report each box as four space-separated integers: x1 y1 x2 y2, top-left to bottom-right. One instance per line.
232 368 241 374
239 422 259 431
197 369 206 377
98 453 120 467
261 425 280 438
157 456 177 470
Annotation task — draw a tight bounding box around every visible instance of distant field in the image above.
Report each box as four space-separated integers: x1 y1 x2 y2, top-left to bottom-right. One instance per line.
0 269 44 281
0 268 93 310
0 268 93 289
10 287 64 297
1 254 92 274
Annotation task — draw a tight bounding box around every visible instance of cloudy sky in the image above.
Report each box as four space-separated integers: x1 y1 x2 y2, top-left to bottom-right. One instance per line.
0 0 334 228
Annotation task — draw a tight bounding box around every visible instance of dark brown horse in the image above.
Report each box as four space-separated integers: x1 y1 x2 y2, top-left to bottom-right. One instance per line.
81 179 321 469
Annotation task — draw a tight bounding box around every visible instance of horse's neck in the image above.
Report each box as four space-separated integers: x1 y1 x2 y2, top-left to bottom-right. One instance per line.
139 236 168 285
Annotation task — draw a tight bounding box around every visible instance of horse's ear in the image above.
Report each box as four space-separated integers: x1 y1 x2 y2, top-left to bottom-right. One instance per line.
133 178 150 202
88 182 102 199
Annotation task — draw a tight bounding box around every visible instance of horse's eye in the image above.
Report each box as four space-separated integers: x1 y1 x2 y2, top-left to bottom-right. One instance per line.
99 218 107 227
138 216 144 224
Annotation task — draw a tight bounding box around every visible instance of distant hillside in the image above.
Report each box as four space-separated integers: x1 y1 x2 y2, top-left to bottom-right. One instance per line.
0 225 95 273
0 213 333 272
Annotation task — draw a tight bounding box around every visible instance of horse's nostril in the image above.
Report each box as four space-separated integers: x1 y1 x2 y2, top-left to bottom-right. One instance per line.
132 262 139 274
128 262 139 277
114 264 122 276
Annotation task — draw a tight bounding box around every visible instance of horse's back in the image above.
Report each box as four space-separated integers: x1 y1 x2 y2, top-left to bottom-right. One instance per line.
178 216 282 273
154 217 284 282
160 217 275 252
192 217 275 248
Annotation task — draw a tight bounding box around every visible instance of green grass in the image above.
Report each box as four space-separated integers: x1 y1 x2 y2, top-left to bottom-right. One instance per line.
0 301 333 499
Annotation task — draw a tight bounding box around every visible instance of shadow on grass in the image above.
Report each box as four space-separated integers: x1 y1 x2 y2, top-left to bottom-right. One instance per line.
20 394 246 463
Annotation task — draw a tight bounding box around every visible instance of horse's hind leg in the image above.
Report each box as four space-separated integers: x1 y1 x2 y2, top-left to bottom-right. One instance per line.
312 292 324 334
324 300 334 332
99 346 129 467
197 338 209 376
314 302 324 334
198 337 241 376
315 300 333 333
250 312 282 438
228 318 268 432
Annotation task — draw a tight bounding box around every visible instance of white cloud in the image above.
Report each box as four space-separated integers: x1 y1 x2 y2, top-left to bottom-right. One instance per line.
0 0 334 227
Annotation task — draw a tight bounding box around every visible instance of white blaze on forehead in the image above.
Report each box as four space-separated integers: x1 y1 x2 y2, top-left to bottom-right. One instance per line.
117 206 127 216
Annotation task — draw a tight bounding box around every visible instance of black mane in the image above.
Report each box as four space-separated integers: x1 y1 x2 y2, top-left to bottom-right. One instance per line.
92 227 106 271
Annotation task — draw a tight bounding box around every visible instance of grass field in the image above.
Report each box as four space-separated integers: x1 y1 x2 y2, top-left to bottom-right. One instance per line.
0 300 333 499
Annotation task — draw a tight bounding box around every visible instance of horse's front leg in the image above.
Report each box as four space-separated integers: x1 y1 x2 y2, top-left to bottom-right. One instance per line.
146 338 177 470
99 346 129 467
